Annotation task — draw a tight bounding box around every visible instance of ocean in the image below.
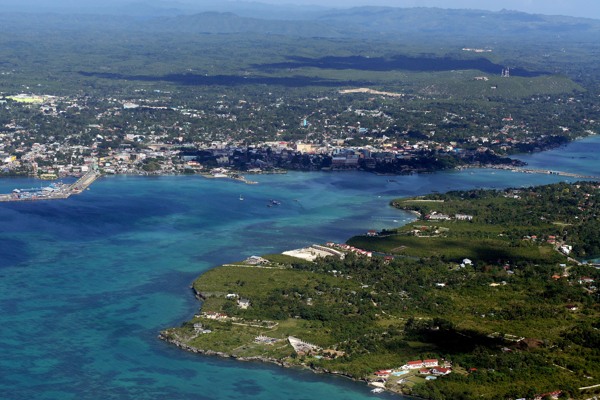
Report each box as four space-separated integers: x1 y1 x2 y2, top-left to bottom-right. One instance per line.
0 135 598 400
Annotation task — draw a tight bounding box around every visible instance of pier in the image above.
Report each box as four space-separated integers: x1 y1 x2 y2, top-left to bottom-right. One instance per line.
490 165 600 181
0 170 101 202
68 170 101 194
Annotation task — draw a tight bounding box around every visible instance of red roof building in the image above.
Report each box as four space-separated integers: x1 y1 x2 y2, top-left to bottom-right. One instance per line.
423 359 439 367
431 367 451 375
403 360 424 370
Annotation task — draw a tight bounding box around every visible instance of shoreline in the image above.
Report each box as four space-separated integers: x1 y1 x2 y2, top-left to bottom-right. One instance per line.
157 333 404 397
157 273 410 396
3 132 600 190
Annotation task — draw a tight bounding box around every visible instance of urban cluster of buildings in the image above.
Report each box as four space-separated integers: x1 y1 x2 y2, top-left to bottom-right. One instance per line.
1 90 594 178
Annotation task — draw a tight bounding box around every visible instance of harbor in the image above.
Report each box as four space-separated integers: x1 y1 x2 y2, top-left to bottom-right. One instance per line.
0 170 101 202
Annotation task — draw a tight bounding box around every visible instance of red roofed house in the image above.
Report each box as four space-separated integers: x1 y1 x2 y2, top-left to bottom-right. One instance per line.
403 360 424 370
431 367 451 375
423 359 439 368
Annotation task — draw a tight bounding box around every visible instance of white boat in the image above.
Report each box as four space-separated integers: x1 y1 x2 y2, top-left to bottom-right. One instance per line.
239 195 244 201
371 387 385 393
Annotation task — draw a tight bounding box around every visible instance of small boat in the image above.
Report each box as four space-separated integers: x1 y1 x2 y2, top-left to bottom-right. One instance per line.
371 388 385 393
239 195 244 201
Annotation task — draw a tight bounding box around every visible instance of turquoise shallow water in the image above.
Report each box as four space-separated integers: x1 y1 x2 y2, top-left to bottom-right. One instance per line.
0 136 598 400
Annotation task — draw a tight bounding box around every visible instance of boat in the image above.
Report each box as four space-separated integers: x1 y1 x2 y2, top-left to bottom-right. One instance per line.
239 195 244 201
371 388 385 393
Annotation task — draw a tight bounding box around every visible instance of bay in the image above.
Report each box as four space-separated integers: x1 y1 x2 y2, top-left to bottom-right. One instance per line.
0 136 598 400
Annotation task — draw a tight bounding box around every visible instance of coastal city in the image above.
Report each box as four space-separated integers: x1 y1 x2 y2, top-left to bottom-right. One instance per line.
1 89 597 183
2 2 600 400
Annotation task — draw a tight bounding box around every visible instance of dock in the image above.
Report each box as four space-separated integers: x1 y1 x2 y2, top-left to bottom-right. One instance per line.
69 170 101 194
490 165 600 181
0 170 101 202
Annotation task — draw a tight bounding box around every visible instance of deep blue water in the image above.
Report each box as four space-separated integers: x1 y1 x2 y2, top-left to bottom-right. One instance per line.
0 136 598 400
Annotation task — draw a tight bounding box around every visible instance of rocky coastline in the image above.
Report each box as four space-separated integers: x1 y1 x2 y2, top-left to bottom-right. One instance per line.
157 333 377 392
159 276 409 396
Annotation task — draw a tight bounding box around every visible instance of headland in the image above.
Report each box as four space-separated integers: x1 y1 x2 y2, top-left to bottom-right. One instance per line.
161 181 600 399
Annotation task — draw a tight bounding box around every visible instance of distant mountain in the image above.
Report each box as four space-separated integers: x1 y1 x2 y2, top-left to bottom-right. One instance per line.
0 0 328 19
0 5 599 42
142 7 600 40
152 12 345 36
316 7 600 39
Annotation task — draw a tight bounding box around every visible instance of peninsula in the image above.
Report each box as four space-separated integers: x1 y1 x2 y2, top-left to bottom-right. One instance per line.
162 181 600 399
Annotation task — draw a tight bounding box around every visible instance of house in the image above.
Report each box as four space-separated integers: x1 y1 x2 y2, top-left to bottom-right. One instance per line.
423 359 439 367
375 370 391 378
455 214 473 221
460 258 473 268
203 311 228 320
426 212 451 221
193 323 212 335
237 298 251 309
560 245 573 255
403 360 425 370
245 255 269 265
431 367 451 375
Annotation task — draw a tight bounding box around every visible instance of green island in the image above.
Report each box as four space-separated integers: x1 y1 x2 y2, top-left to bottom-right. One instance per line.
161 181 600 400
